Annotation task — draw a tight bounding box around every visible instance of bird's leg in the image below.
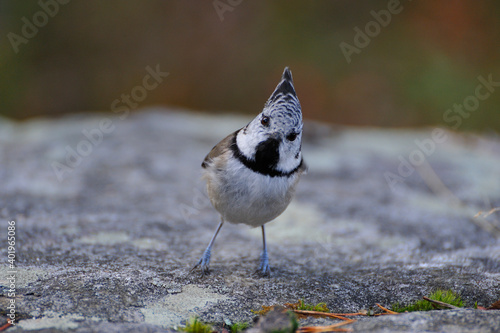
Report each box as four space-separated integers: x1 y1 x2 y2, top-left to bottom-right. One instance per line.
192 218 224 274
258 225 271 276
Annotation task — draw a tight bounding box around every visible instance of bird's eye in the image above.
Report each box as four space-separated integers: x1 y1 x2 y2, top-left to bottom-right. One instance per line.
261 116 270 126
286 132 298 141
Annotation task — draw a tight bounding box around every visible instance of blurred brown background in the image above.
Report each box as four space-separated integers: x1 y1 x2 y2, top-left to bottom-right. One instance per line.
1 0 499 131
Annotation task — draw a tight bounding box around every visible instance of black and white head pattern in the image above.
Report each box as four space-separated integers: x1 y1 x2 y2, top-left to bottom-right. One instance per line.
234 67 304 177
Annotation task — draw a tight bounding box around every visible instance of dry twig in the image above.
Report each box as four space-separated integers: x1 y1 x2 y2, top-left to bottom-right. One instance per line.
415 160 500 238
0 320 13 332
292 310 351 321
422 296 460 309
375 303 399 315
298 320 355 332
474 207 500 218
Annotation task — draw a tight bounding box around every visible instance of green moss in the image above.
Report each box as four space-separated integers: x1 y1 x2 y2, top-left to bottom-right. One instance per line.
296 299 329 312
229 321 249 333
180 316 213 333
392 289 464 313
289 311 299 332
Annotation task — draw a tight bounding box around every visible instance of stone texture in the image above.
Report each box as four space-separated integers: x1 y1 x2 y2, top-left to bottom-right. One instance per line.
350 309 500 333
0 108 499 332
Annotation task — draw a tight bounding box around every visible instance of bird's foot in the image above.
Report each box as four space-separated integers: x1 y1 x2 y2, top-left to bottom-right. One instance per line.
191 249 211 275
256 250 271 276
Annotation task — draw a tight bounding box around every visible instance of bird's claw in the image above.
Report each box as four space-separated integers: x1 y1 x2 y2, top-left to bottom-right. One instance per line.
191 250 211 275
256 251 271 276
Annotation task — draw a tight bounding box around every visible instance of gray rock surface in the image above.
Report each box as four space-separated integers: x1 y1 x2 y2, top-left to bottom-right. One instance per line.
0 108 499 332
350 309 500 333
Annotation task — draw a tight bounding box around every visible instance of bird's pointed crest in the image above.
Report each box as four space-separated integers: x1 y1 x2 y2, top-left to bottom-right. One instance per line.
263 67 302 127
268 67 297 102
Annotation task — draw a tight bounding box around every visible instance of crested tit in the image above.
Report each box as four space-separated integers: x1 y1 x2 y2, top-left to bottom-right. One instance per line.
193 67 306 275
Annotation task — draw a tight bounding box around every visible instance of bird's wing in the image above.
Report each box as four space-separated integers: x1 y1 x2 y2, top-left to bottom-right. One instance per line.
201 130 239 168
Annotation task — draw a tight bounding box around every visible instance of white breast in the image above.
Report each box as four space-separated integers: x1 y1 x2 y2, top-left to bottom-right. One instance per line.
204 156 300 227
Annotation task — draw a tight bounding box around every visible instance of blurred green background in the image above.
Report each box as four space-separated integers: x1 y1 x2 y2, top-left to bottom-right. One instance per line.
1 0 499 131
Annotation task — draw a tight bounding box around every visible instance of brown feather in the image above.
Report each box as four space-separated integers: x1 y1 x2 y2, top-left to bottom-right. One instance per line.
201 130 239 168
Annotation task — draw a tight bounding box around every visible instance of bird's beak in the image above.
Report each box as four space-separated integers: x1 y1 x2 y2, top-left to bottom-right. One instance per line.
269 132 282 141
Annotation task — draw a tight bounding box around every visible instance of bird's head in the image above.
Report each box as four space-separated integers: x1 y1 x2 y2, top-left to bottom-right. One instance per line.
236 67 303 174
